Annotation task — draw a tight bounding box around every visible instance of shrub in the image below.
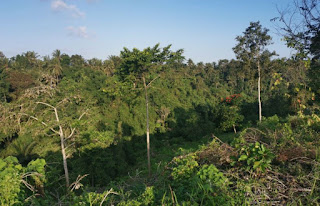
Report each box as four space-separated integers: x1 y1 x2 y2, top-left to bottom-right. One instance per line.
0 156 46 206
197 164 230 192
117 187 155 206
258 115 281 131
232 142 275 173
171 154 198 181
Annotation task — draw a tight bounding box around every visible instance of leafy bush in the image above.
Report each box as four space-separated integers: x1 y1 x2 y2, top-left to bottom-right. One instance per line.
258 115 281 131
217 104 244 132
0 157 23 206
117 187 155 206
216 95 244 132
0 156 46 206
232 142 275 173
170 154 198 181
197 164 230 191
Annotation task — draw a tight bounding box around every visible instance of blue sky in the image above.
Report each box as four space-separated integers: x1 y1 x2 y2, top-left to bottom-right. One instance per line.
0 0 294 62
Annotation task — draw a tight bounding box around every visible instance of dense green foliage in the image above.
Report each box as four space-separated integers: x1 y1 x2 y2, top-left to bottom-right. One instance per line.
0 2 320 204
0 157 46 206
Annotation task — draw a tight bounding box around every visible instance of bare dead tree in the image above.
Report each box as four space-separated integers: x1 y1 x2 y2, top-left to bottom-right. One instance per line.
20 102 86 188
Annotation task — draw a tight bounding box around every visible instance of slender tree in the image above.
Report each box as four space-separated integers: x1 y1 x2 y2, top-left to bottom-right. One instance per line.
233 21 273 122
118 44 184 176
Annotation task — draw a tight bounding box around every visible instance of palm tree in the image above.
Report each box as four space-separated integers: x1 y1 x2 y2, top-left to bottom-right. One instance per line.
51 50 63 83
24 51 39 69
12 138 37 165
88 58 103 70
51 59 62 76
52 49 61 61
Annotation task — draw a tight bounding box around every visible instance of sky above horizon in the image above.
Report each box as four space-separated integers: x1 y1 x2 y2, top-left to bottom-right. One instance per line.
1 0 294 63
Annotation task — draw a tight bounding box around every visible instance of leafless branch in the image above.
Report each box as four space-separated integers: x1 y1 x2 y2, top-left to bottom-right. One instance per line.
18 112 59 135
65 109 88 141
147 75 160 88
36 101 55 110
69 174 89 192
100 188 118 206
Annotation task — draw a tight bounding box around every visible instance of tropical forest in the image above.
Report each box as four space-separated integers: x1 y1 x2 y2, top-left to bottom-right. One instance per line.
0 0 319 205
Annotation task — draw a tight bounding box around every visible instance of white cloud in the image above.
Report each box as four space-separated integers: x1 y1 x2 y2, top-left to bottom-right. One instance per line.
67 26 89 38
51 0 85 18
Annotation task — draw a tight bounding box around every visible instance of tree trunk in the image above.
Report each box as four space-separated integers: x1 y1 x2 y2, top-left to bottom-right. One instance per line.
142 76 151 177
257 59 262 122
54 107 70 188
60 131 70 188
